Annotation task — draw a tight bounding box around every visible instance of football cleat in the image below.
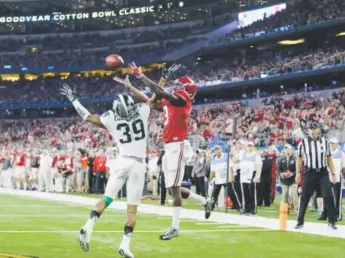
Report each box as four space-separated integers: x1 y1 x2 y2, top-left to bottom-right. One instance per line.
159 227 180 241
79 228 90 252
294 223 304 229
204 198 212 219
118 245 135 258
328 223 337 230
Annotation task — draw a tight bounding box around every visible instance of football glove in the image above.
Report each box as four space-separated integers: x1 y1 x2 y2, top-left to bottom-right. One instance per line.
128 62 143 78
161 63 181 80
60 83 77 102
113 75 132 88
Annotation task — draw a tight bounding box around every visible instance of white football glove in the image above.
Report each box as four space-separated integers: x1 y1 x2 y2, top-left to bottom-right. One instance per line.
113 75 132 88
60 83 77 102
162 63 182 80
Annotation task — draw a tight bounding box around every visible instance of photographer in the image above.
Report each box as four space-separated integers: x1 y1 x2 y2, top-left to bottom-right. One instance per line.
277 144 298 212
192 149 208 197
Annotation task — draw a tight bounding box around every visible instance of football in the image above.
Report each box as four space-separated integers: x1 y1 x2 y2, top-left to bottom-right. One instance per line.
105 54 124 67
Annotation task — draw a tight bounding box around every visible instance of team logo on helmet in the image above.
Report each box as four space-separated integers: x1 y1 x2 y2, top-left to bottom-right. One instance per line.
113 94 137 118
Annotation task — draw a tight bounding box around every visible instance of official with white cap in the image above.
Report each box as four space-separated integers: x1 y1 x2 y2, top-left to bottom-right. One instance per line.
238 141 262 215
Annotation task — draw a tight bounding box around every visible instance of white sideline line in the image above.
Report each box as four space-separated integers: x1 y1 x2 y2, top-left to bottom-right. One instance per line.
0 214 123 218
0 204 87 207
217 225 251 228
0 229 273 234
196 222 229 225
1 189 345 239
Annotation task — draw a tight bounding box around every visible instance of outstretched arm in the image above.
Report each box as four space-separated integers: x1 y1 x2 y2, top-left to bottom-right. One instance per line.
60 84 105 129
86 114 106 129
114 75 163 111
128 62 186 107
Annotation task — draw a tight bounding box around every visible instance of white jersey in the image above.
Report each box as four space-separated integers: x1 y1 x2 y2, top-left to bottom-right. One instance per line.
100 103 150 158
211 153 230 185
330 148 345 182
239 151 262 183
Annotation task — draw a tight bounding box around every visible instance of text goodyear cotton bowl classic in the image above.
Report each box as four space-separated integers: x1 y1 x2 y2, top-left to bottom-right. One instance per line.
0 5 161 23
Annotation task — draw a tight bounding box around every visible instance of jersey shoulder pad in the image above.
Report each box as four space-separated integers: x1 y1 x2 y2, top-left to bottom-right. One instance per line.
138 103 150 117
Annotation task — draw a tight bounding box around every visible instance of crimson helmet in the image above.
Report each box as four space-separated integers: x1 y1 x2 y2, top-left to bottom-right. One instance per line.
185 84 198 97
174 76 198 98
174 76 194 89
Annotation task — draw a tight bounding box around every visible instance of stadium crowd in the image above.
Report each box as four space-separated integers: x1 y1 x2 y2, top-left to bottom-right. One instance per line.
0 0 344 71
1 87 345 170
212 0 345 44
1 37 345 105
0 22 207 53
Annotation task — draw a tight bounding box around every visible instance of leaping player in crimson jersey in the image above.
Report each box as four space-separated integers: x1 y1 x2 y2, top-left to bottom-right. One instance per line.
115 63 212 241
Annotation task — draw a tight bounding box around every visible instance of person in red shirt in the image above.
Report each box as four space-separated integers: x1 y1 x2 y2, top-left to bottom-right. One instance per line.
55 150 66 193
14 150 27 190
93 150 107 194
126 62 212 241
64 150 75 193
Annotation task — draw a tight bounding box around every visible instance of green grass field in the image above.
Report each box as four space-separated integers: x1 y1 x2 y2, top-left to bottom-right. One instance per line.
0 193 344 258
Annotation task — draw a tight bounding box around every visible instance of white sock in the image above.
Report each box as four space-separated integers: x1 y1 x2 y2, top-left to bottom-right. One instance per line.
188 191 206 206
85 217 98 231
172 207 182 230
121 234 131 248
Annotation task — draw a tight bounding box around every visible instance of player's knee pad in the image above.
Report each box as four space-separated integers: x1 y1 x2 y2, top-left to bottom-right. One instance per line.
102 196 113 208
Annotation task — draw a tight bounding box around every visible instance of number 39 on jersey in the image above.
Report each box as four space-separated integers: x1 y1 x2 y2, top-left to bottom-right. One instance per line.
100 103 150 158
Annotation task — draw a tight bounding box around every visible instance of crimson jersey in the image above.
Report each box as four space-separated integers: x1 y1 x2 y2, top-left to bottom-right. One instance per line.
161 89 192 143
15 153 26 167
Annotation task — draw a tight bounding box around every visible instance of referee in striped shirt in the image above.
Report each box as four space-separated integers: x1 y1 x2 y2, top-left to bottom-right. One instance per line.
295 122 337 229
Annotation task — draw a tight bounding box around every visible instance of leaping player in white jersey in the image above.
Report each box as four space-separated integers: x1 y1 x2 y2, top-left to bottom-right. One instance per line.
61 83 150 258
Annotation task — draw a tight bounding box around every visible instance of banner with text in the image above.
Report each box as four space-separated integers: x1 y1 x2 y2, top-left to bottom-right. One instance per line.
0 4 176 23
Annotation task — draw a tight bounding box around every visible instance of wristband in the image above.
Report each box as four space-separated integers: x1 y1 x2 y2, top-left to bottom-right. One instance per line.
72 99 90 121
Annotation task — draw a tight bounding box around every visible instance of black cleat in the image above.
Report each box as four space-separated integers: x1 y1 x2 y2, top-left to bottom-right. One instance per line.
79 228 90 252
328 223 337 230
204 199 212 219
294 223 304 229
159 227 180 241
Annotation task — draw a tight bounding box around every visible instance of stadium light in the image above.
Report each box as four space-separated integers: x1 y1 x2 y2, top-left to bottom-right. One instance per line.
179 1 184 7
